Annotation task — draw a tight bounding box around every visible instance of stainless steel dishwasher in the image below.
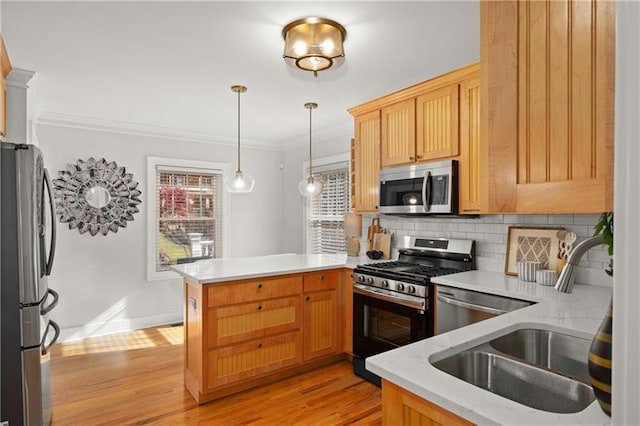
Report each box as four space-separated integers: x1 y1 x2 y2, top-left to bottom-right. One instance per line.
435 285 533 334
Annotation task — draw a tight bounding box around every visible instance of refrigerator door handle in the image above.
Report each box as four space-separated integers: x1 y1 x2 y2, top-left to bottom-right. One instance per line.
41 288 59 315
44 168 57 276
42 320 60 355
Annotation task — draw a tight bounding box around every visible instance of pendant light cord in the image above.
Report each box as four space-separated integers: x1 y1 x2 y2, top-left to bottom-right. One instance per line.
236 89 241 174
308 106 313 180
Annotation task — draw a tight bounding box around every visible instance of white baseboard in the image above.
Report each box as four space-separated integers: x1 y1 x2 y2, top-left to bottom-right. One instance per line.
57 311 183 342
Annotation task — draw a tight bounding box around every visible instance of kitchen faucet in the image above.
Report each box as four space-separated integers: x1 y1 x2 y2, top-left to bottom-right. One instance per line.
555 235 605 293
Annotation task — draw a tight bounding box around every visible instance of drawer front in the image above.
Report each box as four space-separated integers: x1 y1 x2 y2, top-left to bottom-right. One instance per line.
207 275 302 307
207 296 301 347
303 270 340 293
207 332 303 389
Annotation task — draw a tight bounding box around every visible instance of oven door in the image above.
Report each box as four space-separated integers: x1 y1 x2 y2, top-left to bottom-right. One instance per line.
352 284 429 385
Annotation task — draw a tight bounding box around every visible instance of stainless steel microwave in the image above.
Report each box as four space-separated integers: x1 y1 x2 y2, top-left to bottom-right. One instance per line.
378 160 458 215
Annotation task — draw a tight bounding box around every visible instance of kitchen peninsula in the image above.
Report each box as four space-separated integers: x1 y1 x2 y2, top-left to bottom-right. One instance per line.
170 253 360 404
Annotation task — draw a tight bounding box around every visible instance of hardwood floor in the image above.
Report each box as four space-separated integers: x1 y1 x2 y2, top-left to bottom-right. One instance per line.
51 325 381 425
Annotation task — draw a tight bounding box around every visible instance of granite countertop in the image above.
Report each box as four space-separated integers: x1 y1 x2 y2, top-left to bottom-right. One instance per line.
366 270 612 425
169 253 373 284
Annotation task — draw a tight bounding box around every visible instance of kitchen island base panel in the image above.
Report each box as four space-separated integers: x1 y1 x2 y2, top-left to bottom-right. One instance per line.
382 380 474 426
186 354 347 404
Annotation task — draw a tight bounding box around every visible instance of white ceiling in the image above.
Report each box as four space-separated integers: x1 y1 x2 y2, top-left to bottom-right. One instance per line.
2 1 479 149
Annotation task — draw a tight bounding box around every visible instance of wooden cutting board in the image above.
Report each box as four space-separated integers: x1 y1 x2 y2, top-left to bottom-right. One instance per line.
366 217 382 251
373 232 391 260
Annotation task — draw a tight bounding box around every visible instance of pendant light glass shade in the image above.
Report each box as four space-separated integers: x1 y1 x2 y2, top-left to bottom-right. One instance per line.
226 85 255 194
298 102 323 198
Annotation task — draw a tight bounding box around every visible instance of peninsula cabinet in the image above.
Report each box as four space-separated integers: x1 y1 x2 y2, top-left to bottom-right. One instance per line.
481 0 615 213
382 380 473 426
302 270 340 361
351 111 380 212
183 270 345 404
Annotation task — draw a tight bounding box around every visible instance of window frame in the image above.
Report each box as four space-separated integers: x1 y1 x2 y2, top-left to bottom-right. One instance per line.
146 156 230 281
301 153 351 254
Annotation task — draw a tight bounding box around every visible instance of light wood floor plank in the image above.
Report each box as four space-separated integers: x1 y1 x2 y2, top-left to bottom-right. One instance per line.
51 325 381 425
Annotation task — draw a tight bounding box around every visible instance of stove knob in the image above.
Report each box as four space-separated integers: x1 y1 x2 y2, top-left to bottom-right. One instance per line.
407 285 416 294
396 283 405 292
358 275 366 283
366 277 374 285
381 280 389 288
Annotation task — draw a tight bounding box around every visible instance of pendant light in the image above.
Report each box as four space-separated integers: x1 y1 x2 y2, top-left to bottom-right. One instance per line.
298 102 323 197
226 85 255 193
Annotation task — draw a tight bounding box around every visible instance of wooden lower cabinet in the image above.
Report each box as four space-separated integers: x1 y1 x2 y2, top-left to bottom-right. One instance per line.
207 332 303 389
303 289 338 361
382 380 474 426
184 269 346 404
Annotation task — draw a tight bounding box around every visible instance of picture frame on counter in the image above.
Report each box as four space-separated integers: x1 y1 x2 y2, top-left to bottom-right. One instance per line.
504 226 565 276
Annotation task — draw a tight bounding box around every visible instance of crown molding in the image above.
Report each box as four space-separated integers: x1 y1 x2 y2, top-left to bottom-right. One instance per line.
36 111 280 151
6 68 36 88
279 120 353 150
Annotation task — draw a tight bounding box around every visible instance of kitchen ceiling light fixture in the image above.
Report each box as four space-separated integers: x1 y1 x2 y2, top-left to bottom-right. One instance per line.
282 17 347 77
298 102 323 197
226 85 254 194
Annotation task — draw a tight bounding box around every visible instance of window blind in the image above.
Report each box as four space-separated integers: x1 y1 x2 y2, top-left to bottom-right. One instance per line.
306 164 350 254
155 166 223 272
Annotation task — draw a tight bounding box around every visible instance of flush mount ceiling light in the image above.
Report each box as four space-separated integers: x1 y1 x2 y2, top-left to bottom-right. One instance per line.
226 85 255 194
282 17 347 77
298 102 323 197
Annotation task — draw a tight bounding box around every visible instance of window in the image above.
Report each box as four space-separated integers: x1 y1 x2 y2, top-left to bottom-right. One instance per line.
305 154 350 254
147 157 229 281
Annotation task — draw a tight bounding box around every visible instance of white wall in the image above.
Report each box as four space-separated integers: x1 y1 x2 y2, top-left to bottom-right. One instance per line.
38 124 285 341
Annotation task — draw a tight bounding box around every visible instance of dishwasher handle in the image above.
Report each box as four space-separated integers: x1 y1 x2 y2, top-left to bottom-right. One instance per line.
437 294 508 316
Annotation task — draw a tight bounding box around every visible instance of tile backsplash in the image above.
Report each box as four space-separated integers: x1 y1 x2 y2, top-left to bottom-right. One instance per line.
361 214 612 287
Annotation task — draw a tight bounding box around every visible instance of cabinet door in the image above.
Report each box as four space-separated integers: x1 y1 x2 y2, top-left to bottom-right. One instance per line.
381 99 416 167
352 111 380 212
207 332 303 389
303 290 338 361
459 76 484 214
382 380 473 426
207 296 301 347
416 84 460 162
482 0 614 213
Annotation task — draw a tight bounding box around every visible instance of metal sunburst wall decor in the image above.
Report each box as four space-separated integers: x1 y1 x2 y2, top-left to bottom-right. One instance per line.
52 157 142 236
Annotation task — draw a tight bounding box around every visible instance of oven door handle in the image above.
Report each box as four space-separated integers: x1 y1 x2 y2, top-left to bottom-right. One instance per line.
437 294 508 316
353 284 425 312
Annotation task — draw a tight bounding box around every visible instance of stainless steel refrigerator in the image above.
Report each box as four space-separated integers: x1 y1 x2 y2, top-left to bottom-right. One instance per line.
1 142 59 425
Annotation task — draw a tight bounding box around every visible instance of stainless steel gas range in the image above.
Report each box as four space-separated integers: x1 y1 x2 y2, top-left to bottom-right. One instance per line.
352 236 475 386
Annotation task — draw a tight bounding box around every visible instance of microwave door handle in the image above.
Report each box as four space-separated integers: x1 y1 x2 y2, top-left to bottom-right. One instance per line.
422 171 432 212
43 168 57 276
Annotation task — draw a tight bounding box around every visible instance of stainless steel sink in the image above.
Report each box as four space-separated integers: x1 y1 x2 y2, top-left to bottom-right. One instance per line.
431 328 595 413
489 328 591 383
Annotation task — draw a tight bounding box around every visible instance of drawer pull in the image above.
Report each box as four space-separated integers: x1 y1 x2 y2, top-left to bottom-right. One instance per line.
257 342 263 348
306 296 310 301
257 283 263 289
258 305 263 311
320 275 325 281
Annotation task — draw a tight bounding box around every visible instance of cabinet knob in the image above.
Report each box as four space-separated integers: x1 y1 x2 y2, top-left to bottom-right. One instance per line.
257 342 263 348
320 275 325 281
409 156 415 161
258 305 263 311
306 296 310 301
416 155 422 159
257 283 263 289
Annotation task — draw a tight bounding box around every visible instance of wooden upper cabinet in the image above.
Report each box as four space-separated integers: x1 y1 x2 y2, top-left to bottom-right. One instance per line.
482 0 614 213
0 34 13 140
459 76 483 214
352 111 380 212
380 99 416 167
416 84 460 162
